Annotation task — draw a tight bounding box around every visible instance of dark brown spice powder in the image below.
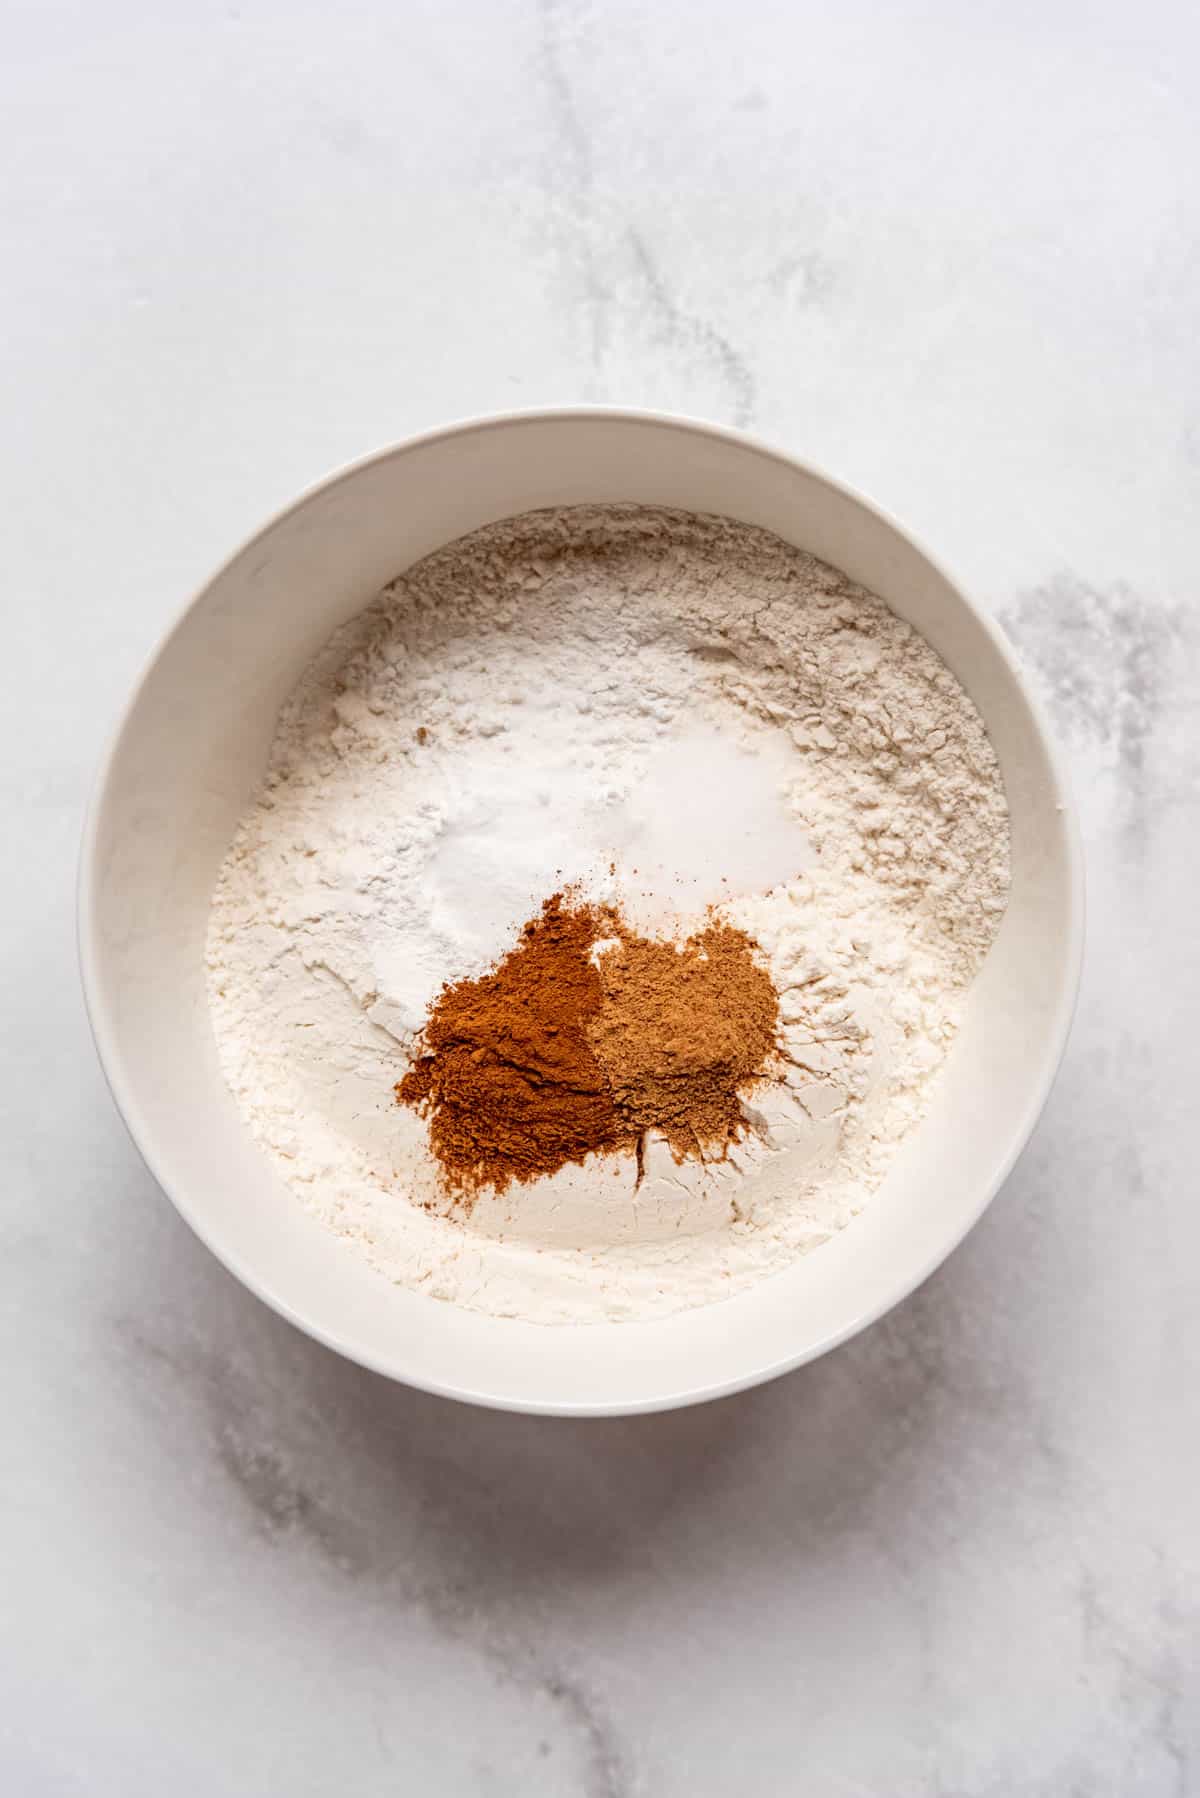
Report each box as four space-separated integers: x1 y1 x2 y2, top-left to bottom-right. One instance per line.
396 896 620 1192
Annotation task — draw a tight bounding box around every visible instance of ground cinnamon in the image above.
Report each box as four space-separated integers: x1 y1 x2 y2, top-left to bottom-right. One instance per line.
396 893 779 1198
397 896 620 1192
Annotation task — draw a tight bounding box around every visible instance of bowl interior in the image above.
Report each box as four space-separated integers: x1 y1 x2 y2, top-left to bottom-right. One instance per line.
82 413 1081 1413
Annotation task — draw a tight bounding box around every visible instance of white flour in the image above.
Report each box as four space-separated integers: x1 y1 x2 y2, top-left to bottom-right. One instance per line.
206 506 1010 1323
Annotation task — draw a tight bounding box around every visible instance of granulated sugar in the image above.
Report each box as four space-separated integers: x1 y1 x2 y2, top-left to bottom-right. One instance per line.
205 505 1010 1323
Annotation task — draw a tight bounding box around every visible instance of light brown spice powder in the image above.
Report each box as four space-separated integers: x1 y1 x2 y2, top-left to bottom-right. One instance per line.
588 921 779 1163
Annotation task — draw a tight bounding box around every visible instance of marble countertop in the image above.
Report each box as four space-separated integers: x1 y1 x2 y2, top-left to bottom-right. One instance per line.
4 2 1197 1791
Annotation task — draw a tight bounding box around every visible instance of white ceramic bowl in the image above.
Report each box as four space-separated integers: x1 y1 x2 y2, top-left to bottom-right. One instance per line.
80 410 1083 1415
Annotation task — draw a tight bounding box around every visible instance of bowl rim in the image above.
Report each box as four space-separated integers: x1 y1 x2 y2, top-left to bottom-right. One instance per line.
78 406 1086 1415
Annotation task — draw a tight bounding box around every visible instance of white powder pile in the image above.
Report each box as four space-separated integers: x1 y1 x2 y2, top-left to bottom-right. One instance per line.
206 506 1010 1323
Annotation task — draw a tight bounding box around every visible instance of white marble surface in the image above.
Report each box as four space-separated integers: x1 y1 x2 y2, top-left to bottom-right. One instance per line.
3 2 1198 1791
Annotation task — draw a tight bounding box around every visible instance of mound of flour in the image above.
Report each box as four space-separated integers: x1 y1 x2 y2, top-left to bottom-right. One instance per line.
206 506 1009 1323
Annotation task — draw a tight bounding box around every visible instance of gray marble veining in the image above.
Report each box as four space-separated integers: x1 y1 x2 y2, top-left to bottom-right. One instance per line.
3 1 1198 1791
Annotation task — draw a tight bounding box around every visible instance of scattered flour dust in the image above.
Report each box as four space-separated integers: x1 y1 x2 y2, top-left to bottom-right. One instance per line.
206 506 1010 1323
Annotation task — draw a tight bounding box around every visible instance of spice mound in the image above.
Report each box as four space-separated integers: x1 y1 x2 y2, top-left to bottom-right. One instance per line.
396 894 779 1197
